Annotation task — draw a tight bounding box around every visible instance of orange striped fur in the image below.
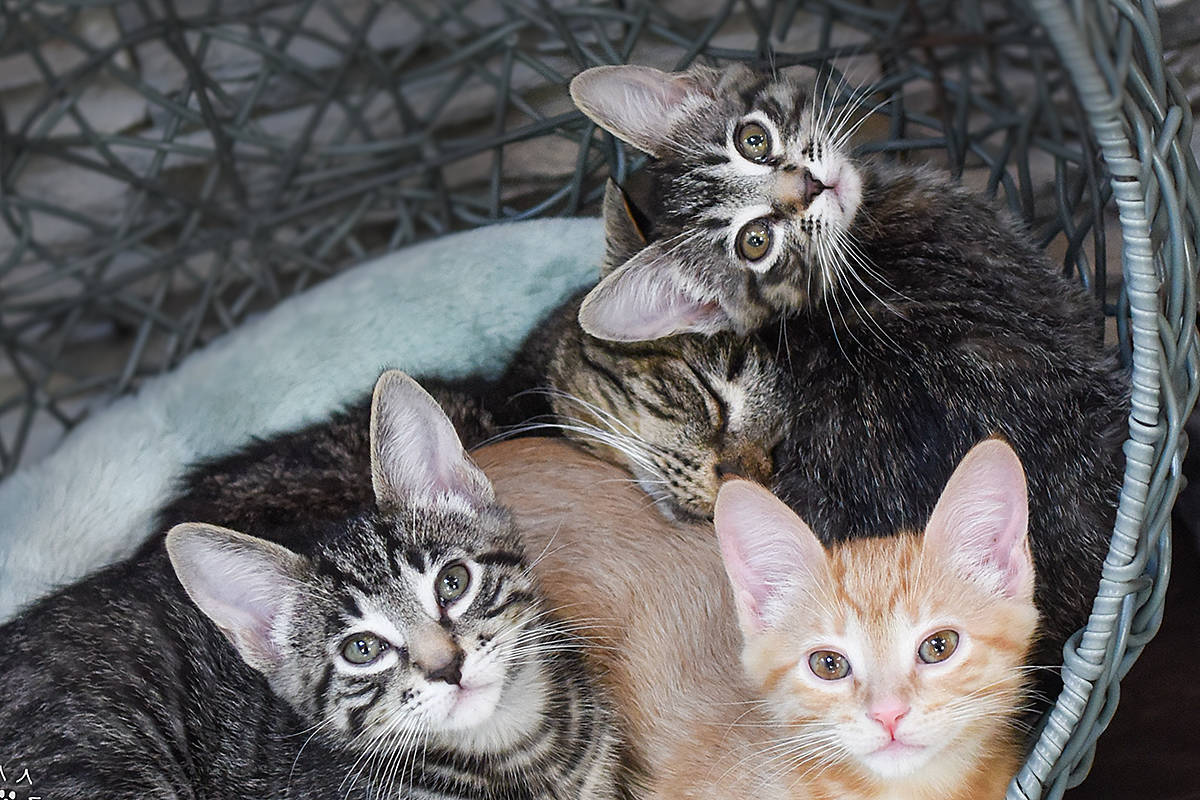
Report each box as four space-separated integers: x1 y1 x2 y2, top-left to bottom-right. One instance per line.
475 437 1037 800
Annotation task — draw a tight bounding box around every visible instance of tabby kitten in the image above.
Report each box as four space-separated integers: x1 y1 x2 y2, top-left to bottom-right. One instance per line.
476 436 1039 800
498 180 790 519
0 371 622 800
565 63 1128 663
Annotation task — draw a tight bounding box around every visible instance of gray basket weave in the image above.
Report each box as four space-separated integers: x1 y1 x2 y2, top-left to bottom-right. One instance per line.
1 2 1196 798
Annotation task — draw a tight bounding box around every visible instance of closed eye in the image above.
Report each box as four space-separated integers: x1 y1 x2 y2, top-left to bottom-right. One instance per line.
681 362 728 433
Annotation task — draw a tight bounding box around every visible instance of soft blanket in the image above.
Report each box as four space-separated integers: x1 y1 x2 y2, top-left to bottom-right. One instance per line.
0 218 602 620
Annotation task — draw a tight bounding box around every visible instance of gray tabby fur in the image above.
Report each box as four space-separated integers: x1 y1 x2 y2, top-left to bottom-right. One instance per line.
0 371 623 800
560 64 1129 670
498 180 790 519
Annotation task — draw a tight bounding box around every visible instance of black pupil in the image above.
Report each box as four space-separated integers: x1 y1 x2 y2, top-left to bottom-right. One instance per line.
821 654 840 673
443 573 461 593
746 229 766 248
355 638 372 657
929 637 947 655
745 132 764 149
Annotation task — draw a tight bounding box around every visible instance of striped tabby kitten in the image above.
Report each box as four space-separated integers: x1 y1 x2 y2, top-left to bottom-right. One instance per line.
500 180 790 519
562 63 1128 665
0 371 622 800
477 436 1038 800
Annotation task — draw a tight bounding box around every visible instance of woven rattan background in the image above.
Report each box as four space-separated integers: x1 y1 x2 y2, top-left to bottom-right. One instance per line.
0 0 1137 469
1 2 1197 798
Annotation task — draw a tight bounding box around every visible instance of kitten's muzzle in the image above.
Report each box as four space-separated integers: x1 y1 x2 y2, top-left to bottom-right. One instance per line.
410 626 466 686
774 168 827 212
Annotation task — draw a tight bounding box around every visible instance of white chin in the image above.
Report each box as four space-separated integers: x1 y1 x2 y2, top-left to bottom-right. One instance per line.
860 744 934 778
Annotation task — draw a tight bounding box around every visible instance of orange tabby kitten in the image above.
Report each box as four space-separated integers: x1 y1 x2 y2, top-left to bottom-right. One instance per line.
475 437 1038 800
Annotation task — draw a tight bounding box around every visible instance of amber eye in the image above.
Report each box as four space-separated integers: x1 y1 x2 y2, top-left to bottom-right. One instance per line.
341 632 390 665
436 563 471 606
918 630 960 664
735 121 771 161
736 219 772 262
809 650 851 680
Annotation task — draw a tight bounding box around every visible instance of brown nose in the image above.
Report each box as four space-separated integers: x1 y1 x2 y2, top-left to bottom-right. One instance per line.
774 168 826 211
410 625 465 685
803 169 827 204
423 648 464 686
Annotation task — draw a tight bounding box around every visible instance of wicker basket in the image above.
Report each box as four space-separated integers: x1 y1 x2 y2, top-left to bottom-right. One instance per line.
1 2 1196 798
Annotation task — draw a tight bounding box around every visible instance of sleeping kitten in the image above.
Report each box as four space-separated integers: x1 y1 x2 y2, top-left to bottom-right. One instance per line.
496 180 790 518
0 372 623 800
476 436 1038 800
563 63 1128 663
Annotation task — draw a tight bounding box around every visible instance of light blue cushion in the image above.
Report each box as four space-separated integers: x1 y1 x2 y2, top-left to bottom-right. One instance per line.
0 218 603 620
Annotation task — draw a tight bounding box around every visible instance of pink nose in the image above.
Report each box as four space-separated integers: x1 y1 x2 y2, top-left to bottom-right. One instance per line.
869 700 910 738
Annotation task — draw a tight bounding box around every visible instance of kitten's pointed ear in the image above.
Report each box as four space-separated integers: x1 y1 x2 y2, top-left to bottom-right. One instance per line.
570 65 717 158
714 480 828 634
923 438 1034 601
167 522 308 676
578 243 731 341
601 179 649 276
370 369 495 512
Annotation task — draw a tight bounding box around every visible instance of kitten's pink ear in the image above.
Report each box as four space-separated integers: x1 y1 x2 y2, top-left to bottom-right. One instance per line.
578 244 731 341
714 480 828 634
570 65 715 158
370 370 495 512
167 523 308 676
923 439 1034 601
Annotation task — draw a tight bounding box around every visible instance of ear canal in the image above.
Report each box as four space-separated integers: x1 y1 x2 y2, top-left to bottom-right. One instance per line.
922 438 1034 601
713 480 828 635
166 522 309 676
601 179 649 277
570 65 713 158
578 245 731 342
369 369 496 512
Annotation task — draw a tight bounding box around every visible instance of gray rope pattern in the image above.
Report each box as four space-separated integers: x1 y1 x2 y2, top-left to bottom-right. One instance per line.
1 2 1196 797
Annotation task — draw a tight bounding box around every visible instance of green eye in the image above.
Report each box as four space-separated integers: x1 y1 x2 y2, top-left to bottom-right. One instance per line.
918 630 960 664
736 121 771 161
341 632 390 665
736 219 772 262
809 650 851 680
436 563 471 606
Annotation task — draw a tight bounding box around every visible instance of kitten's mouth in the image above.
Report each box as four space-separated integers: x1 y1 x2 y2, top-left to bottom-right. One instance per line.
439 678 505 729
861 738 931 778
452 680 498 709
873 739 923 756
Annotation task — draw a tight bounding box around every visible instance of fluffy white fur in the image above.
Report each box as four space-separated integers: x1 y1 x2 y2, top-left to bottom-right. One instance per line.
0 218 602 621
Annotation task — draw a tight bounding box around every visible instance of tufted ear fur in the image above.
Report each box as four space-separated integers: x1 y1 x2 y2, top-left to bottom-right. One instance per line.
369 369 495 512
713 479 830 635
570 65 720 158
601 179 649 277
167 522 309 676
922 438 1034 602
578 242 731 341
